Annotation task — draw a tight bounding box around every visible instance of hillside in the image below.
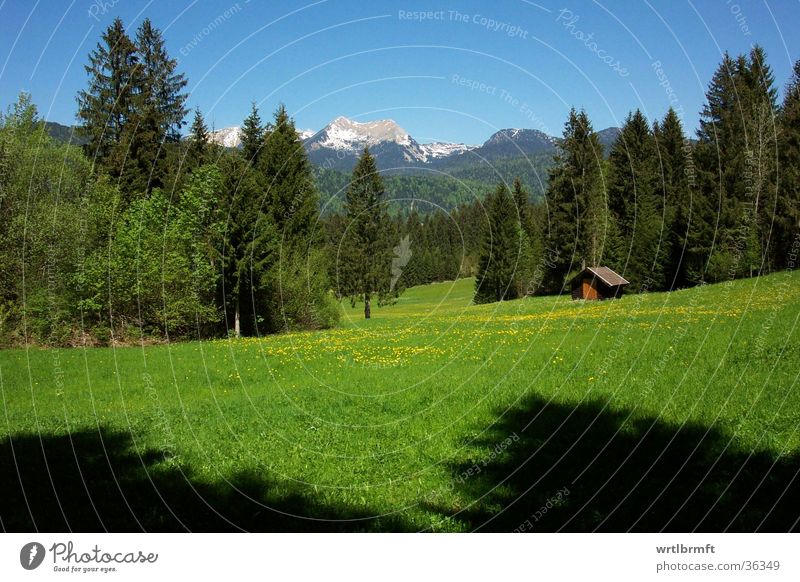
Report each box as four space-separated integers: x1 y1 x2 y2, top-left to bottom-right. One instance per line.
2 271 798 531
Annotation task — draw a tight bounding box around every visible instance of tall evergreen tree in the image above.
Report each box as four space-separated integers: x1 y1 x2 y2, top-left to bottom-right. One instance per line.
259 104 319 244
77 18 139 172
543 109 605 292
258 105 333 331
607 109 666 289
338 147 392 318
511 177 539 295
475 182 522 303
241 103 265 165
77 18 187 198
695 47 779 280
187 106 211 169
135 18 188 143
218 152 276 337
653 108 693 288
777 60 800 267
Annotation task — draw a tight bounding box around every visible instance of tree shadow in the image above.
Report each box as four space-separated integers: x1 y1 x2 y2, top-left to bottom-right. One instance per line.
424 394 800 532
0 427 410 532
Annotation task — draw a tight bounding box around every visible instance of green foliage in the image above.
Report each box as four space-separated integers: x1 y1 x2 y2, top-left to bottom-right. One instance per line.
0 94 94 344
542 109 606 292
241 102 265 165
338 147 395 317
606 109 668 290
695 46 779 281
77 17 187 200
474 183 523 303
81 166 223 338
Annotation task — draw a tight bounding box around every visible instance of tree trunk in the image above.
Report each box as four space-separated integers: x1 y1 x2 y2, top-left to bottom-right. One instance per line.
234 298 241 338
364 294 371 319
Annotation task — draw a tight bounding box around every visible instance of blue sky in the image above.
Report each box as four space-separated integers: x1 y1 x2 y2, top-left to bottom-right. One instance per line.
1 0 798 145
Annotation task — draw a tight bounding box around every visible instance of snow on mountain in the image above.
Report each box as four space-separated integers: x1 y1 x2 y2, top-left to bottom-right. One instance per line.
210 126 243 148
209 126 318 148
307 116 416 152
418 141 477 161
297 129 315 140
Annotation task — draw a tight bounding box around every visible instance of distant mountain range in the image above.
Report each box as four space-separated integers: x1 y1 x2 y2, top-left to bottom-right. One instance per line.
207 116 622 172
43 116 622 173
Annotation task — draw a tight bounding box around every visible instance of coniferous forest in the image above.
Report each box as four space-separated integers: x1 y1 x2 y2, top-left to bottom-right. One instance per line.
1 18 798 346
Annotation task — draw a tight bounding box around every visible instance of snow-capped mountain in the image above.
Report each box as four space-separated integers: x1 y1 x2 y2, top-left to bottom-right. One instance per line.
210 126 243 148
297 128 315 140
305 116 434 170
419 141 477 161
210 126 317 148
471 128 559 159
205 115 621 172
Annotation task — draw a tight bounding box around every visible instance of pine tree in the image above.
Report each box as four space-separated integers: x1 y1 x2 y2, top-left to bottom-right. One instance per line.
187 107 210 168
257 105 334 331
77 18 187 198
218 152 276 337
259 104 319 244
511 177 539 295
543 109 605 292
777 60 800 267
695 47 779 280
475 182 522 303
135 18 188 143
654 108 692 288
741 45 779 273
77 18 139 173
607 109 666 290
241 103 265 165
338 147 393 318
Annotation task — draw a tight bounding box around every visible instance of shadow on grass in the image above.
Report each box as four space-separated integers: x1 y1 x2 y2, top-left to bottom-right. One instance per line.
0 427 409 532
424 394 800 532
3 395 799 532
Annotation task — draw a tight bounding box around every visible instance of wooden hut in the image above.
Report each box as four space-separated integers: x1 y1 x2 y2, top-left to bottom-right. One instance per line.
570 266 629 300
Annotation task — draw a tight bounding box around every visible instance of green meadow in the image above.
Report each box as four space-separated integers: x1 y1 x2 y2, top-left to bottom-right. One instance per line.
1 272 799 532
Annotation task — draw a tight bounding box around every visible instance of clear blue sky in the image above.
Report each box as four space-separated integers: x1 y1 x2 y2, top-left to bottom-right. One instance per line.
1 0 797 145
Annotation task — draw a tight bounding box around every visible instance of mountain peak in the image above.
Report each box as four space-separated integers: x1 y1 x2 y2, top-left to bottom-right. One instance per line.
308 116 414 151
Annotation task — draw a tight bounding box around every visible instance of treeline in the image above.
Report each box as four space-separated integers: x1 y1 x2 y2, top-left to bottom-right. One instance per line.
473 46 799 302
314 168 492 215
0 18 338 346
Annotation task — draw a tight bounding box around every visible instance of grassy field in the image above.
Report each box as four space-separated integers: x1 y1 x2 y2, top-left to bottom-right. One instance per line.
2 272 799 532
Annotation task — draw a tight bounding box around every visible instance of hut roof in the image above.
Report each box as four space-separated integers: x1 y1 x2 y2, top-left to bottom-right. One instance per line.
574 266 629 287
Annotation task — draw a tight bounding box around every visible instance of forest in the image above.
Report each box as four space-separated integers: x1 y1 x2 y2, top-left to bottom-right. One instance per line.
1 17 798 345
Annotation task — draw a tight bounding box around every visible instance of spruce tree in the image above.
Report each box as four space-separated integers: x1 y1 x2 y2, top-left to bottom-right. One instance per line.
187 107 210 168
543 109 605 292
339 147 392 318
218 152 276 337
695 47 779 280
135 18 188 143
241 103 265 165
475 182 522 303
777 60 800 267
511 177 539 295
77 18 139 173
654 108 692 288
259 104 319 244
607 109 666 290
258 105 333 330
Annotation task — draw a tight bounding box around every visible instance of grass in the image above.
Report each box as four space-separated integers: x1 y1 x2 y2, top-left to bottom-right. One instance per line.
1 272 799 532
